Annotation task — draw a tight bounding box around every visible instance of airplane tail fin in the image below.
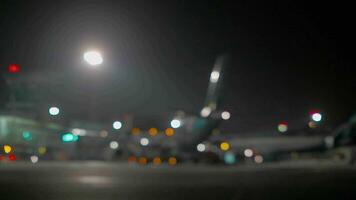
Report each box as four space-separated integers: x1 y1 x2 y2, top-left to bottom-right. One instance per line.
200 54 229 116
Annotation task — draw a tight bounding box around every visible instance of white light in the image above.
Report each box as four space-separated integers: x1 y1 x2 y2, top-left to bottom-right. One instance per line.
100 130 108 138
170 119 181 129
311 113 322 122
30 155 38 164
140 137 149 146
221 111 231 120
49 106 60 116
84 51 103 66
112 121 122 130
254 155 263 164
72 128 87 136
197 143 206 152
210 71 220 83
109 141 119 149
244 149 253 157
200 107 212 117
324 136 334 149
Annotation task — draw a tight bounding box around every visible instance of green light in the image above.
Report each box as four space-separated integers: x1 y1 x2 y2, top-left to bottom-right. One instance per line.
22 131 32 141
224 152 236 165
61 132 79 142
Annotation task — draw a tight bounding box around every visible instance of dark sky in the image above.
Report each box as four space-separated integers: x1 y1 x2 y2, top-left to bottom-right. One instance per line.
0 0 355 132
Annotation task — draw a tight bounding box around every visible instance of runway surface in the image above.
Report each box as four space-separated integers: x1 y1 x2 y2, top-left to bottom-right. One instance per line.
1 162 356 200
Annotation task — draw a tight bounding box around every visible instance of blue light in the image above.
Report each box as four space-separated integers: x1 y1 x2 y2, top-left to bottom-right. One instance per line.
61 132 79 142
224 152 236 165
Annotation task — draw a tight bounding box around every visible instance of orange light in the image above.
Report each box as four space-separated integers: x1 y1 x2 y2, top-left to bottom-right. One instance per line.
152 157 161 165
148 128 158 137
308 121 318 129
138 157 147 165
220 142 230 151
165 128 174 137
128 156 137 163
132 128 141 135
168 156 177 166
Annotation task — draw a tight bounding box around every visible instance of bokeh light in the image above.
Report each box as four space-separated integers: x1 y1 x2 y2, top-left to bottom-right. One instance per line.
200 107 212 117
8 64 20 73
221 111 231 120
112 121 122 130
22 131 32 141
224 152 236 165
254 155 263 164
38 146 47 155
311 113 322 122
170 119 181 128
244 149 253 157
109 141 119 149
308 121 318 128
168 157 177 166
277 122 288 133
49 106 60 116
9 153 16 161
128 156 137 163
210 71 220 83
138 157 147 165
148 128 158 136
100 130 109 138
220 142 230 151
132 128 141 135
152 157 162 165
30 155 39 164
3 145 12 154
140 137 149 146
197 143 206 152
165 128 174 137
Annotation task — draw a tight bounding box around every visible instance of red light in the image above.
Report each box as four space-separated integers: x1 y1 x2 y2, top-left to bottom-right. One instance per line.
9 153 16 161
279 121 288 126
8 64 21 73
0 154 5 161
309 109 320 116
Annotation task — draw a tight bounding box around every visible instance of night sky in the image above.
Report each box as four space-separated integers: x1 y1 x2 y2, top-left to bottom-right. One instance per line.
0 0 355 133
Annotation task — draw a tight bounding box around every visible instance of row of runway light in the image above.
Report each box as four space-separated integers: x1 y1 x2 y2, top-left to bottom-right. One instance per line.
127 156 177 166
197 142 263 165
0 144 47 163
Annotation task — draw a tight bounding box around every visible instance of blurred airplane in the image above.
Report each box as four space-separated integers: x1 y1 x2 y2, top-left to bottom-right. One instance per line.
121 54 231 163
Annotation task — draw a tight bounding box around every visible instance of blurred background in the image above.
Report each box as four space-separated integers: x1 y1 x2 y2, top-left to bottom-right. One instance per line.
0 0 355 166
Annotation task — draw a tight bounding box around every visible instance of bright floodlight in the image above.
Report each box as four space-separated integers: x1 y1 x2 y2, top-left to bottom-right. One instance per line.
244 148 253 157
49 106 60 116
112 121 122 130
200 106 212 117
109 141 119 150
210 71 220 83
197 143 206 152
140 137 149 146
311 113 322 122
170 119 181 129
84 51 103 66
221 111 231 120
